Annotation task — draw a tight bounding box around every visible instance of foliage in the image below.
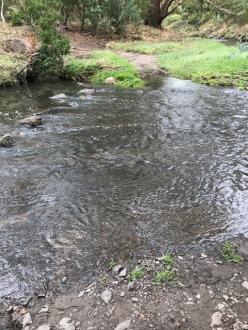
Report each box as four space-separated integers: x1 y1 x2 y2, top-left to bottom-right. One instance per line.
128 266 145 281
222 242 240 263
64 51 144 88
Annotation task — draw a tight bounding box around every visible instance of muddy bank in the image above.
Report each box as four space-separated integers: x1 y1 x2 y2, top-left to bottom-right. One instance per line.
1 236 248 330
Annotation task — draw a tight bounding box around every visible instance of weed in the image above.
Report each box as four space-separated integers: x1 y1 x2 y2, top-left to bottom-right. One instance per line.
222 242 240 263
128 266 145 282
154 270 176 283
107 260 116 271
160 254 174 267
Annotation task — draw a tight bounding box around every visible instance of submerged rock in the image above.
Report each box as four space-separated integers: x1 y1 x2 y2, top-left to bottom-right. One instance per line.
77 88 95 95
0 134 14 148
105 77 116 85
49 93 67 100
19 115 42 127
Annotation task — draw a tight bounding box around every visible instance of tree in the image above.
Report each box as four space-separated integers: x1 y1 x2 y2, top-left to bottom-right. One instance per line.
1 0 6 22
145 0 183 28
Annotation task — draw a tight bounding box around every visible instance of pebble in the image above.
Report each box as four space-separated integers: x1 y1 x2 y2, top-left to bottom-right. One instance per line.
201 253 208 258
112 265 123 274
242 281 248 290
211 311 222 328
114 319 132 330
23 313 32 327
58 317 75 330
120 291 125 297
119 268 127 278
131 297 139 303
100 289 113 304
36 325 51 330
77 290 85 298
128 281 136 291
61 276 68 284
38 305 49 313
105 77 116 85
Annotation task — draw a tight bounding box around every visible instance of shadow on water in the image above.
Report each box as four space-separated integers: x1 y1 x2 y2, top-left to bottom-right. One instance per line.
0 77 248 298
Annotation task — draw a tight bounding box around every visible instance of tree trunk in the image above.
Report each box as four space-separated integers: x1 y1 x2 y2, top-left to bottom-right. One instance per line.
1 0 5 23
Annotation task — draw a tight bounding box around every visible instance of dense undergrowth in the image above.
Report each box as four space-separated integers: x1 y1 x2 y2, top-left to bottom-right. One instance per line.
109 39 248 89
64 50 144 88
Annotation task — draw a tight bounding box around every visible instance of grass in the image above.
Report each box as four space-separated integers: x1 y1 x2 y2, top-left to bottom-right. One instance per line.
128 266 145 282
160 254 174 267
64 50 144 88
154 270 176 283
0 54 26 86
108 38 248 89
222 242 240 263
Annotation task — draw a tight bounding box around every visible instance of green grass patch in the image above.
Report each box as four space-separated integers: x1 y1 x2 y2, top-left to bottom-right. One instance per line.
64 50 143 88
154 270 176 283
128 266 145 282
109 39 248 89
160 254 174 267
0 54 26 86
222 242 240 263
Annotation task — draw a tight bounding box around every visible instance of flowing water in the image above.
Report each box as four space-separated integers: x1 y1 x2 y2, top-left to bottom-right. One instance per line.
0 77 248 299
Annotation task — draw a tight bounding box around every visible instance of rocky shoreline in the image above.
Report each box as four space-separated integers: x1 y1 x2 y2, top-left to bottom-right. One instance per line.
1 235 248 330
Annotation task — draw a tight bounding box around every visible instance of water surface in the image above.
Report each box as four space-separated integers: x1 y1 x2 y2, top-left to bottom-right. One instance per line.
0 78 248 298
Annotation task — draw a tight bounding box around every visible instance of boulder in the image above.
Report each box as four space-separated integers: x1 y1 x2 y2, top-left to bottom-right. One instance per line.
0 134 14 148
105 77 116 85
19 115 42 127
4 39 28 54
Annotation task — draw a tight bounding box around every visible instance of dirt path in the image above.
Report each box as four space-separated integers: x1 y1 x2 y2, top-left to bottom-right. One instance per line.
118 51 165 78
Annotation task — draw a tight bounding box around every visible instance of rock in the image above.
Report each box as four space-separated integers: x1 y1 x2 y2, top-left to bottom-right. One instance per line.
119 268 127 278
131 297 139 303
77 290 85 298
20 115 42 127
0 134 14 148
242 281 248 290
100 289 113 304
120 291 125 297
211 312 222 328
112 265 123 275
4 39 27 54
36 325 51 330
128 281 136 291
61 276 67 284
50 93 67 100
38 306 49 313
105 77 116 85
58 318 75 330
114 319 132 330
23 313 32 327
77 88 95 95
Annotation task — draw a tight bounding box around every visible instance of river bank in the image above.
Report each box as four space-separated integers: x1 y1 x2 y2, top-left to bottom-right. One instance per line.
1 236 248 330
0 23 247 90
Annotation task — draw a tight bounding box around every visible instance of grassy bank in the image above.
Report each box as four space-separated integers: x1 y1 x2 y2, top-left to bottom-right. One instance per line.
0 54 26 87
64 50 144 88
109 39 248 89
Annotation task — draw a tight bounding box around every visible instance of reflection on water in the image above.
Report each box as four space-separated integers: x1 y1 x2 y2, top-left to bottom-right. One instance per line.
0 77 248 298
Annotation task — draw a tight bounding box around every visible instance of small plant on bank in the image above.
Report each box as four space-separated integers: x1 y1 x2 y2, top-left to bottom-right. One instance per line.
128 266 145 282
154 269 176 284
222 242 240 263
107 259 116 271
160 254 174 267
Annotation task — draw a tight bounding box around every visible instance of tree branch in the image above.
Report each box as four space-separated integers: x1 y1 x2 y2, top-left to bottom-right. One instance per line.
1 0 5 23
205 0 244 17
